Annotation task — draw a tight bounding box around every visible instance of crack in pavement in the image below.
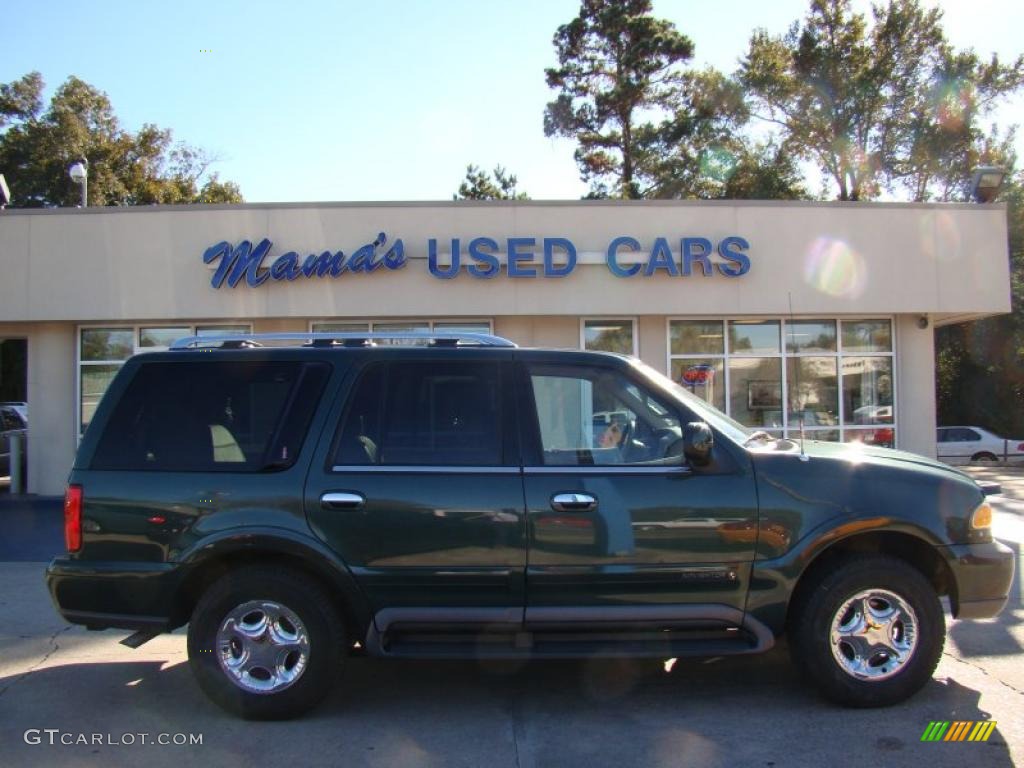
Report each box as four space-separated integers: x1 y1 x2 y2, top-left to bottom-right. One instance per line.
0 625 72 699
942 650 1024 696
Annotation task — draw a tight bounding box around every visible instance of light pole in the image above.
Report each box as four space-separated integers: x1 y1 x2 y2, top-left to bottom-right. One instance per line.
68 159 88 207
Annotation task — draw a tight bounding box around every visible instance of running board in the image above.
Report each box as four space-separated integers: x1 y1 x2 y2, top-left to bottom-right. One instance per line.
365 605 774 659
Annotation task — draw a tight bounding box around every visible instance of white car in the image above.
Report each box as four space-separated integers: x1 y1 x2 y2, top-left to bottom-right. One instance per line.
936 426 1024 464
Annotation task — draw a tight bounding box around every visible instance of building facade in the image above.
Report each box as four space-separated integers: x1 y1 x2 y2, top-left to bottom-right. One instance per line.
0 199 1011 495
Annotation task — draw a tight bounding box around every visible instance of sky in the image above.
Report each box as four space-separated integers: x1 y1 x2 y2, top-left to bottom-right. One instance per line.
3 0 1023 202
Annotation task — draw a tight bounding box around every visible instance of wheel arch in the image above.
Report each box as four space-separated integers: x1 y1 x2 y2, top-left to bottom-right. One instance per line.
170 531 372 641
785 530 956 631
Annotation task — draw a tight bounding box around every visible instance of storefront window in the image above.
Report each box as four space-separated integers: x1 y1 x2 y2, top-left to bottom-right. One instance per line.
81 329 133 361
785 320 837 353
311 322 371 333
670 320 724 355
196 325 251 336
139 327 192 348
841 320 892 353
787 357 839 427
669 317 894 446
729 357 783 429
671 358 725 412
583 319 635 354
842 357 894 424
728 320 780 355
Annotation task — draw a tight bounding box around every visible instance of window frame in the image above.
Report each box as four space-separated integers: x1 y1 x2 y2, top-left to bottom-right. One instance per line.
517 358 687 470
328 357 516 471
665 316 897 448
309 318 494 335
580 317 638 356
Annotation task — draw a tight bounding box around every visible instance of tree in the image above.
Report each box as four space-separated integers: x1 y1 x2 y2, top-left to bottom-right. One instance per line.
740 0 1024 201
543 0 695 198
935 172 1024 436
454 164 529 200
0 72 242 207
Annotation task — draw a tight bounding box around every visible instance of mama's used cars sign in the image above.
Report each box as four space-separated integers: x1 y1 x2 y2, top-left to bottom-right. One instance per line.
202 232 751 289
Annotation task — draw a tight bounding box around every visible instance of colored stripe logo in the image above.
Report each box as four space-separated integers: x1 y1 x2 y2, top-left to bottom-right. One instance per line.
921 721 997 742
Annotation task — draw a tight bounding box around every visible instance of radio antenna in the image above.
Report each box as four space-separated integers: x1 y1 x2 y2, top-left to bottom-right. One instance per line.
788 292 809 462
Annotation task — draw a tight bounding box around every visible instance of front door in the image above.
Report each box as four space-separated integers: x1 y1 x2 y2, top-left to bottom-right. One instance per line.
517 355 758 613
305 353 526 619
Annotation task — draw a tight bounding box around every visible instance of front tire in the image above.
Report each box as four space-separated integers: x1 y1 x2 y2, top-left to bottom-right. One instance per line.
789 555 944 707
187 566 344 719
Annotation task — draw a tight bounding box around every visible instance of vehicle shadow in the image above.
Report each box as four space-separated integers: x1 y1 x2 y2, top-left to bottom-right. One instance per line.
0 650 1013 768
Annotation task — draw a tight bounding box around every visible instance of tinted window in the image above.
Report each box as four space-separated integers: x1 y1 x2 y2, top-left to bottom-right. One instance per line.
527 364 682 466
335 361 503 466
92 361 328 472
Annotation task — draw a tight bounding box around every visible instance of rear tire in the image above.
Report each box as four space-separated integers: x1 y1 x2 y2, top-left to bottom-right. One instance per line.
187 566 344 719
789 555 944 707
971 452 998 464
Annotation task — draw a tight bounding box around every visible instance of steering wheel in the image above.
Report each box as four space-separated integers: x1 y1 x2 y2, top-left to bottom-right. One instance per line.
616 419 633 449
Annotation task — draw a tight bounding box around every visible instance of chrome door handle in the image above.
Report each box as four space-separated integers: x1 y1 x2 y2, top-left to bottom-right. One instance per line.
550 492 597 512
321 491 366 510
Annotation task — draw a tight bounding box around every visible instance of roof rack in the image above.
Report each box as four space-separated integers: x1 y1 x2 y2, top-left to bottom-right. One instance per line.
168 331 517 350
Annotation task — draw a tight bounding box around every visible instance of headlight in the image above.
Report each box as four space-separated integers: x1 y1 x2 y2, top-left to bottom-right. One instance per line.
970 501 993 531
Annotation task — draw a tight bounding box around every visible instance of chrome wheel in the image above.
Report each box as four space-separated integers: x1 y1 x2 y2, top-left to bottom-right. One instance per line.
829 589 918 681
216 600 310 694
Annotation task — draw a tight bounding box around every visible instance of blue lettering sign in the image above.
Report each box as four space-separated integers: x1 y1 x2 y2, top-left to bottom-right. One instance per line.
543 238 576 277
606 237 643 277
467 237 500 278
716 236 750 277
682 237 714 277
507 238 537 278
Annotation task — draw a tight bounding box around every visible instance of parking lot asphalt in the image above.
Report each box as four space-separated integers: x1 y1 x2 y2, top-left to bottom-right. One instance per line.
0 468 1021 767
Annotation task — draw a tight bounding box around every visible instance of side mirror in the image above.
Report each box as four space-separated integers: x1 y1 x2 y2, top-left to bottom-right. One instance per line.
683 422 713 466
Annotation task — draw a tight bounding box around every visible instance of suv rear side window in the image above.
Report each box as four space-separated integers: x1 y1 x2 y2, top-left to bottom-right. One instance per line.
91 361 329 472
334 360 503 466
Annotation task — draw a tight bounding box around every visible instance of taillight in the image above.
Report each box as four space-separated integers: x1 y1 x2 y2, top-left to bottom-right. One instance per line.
1017 442 1024 452
64 485 83 553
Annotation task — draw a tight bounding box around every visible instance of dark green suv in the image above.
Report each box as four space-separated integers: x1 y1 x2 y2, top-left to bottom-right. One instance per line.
46 332 1014 719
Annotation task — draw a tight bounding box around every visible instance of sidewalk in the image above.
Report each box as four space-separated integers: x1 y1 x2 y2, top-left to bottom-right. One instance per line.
0 493 62 561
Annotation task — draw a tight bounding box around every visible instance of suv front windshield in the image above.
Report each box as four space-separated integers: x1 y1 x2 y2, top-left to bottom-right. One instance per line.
629 359 752 446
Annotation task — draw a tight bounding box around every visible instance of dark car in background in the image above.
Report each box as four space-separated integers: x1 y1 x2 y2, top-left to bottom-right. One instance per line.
45 332 1014 719
0 404 27 483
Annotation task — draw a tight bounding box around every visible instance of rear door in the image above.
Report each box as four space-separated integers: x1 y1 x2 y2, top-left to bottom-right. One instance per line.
304 351 526 621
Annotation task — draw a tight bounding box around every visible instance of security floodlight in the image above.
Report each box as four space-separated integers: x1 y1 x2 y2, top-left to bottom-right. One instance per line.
970 166 1006 203
68 159 88 207
0 173 10 208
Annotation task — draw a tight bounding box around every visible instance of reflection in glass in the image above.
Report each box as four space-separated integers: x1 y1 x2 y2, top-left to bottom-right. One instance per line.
433 322 492 334
584 320 633 354
842 320 892 352
311 322 370 333
785 320 836 353
803 429 840 443
196 325 250 336
670 320 724 355
787 357 838 426
844 427 895 448
140 327 191 348
80 364 122 432
81 329 133 361
728 320 780 355
842 357 894 424
671 358 725 412
729 357 782 428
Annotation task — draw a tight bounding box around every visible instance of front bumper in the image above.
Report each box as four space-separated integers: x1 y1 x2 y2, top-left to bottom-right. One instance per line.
938 540 1016 619
46 558 182 630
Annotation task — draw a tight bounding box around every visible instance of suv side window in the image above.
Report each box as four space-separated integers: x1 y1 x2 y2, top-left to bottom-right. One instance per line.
91 361 328 472
526 363 682 466
334 360 504 467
